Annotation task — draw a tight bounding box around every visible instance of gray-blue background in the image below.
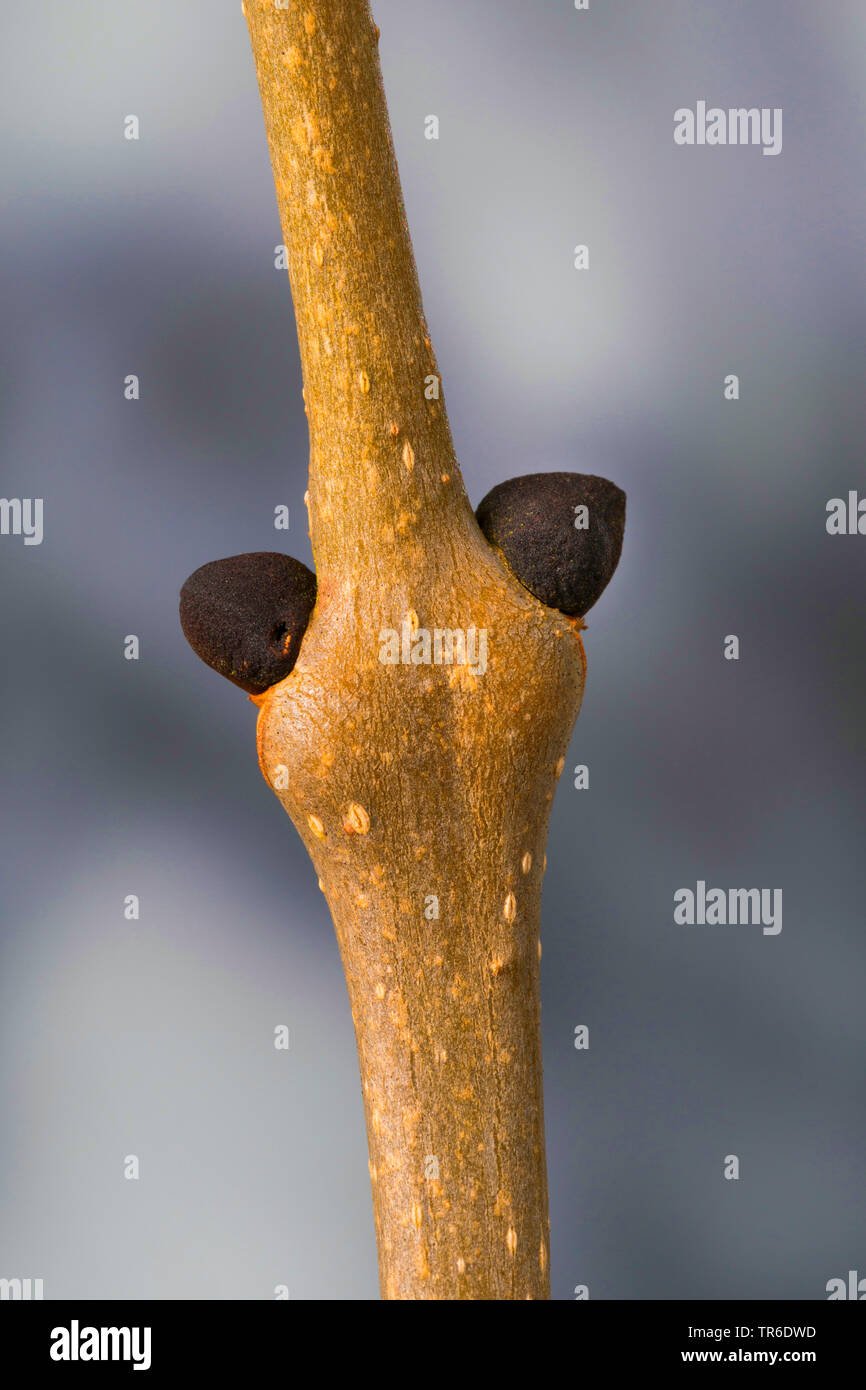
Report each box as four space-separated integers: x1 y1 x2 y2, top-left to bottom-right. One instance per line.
1 0 864 1299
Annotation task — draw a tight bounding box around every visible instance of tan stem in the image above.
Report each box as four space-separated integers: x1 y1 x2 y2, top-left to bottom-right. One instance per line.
244 0 466 579
245 0 586 1299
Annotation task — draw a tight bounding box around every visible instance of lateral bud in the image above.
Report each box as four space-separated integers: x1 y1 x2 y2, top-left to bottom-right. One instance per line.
179 552 316 694
476 472 625 617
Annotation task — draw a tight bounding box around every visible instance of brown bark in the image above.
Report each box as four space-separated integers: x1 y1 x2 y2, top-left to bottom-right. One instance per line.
244 0 585 1299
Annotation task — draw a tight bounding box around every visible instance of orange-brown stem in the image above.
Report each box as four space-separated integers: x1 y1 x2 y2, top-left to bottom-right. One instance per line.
244 0 586 1298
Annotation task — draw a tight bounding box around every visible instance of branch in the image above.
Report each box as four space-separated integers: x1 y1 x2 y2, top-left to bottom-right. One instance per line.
244 0 470 578
179 0 626 1299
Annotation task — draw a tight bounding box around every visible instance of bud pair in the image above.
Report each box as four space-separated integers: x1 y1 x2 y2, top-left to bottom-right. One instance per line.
179 473 625 693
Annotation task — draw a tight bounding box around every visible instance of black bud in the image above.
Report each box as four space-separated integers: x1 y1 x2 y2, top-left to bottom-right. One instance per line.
179 552 317 694
476 473 625 617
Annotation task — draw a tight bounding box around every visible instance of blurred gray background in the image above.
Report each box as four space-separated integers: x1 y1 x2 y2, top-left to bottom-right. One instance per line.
1 0 864 1300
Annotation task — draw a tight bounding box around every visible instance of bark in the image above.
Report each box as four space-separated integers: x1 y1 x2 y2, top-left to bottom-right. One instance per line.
244 0 585 1299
